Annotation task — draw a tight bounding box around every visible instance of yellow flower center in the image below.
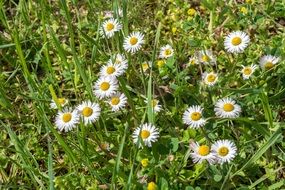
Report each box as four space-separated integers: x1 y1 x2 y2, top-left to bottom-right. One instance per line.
202 55 210 62
151 100 158 107
198 145 210 156
190 59 196 65
129 37 138 45
165 49 172 56
207 74 216 82
190 112 201 121
218 146 229 157
147 182 157 190
82 107 93 117
142 63 149 71
140 130 150 139
141 158 149 167
111 97 120 105
231 37 242 46
62 113 72 123
106 23 114 31
100 82 110 91
223 103 234 112
106 66 115 74
264 62 274 69
58 98 66 105
243 67 252 75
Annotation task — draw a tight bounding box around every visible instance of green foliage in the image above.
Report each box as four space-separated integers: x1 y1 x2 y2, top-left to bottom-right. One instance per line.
0 0 285 189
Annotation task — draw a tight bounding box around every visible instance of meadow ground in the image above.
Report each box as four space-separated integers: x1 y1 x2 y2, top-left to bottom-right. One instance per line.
0 0 285 189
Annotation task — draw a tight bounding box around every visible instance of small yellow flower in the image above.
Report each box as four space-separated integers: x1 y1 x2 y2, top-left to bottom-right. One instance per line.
187 8 196 16
157 60 165 68
240 7 248 14
147 182 157 190
171 27 177 34
141 158 149 167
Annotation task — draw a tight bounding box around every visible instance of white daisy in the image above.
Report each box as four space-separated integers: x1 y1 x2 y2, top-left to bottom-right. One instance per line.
202 72 218 86
198 50 216 65
241 64 258 79
50 98 68 109
224 31 250 53
99 61 125 78
159 44 174 59
141 61 152 73
123 32 144 54
77 101 101 124
188 56 199 66
55 108 79 132
145 99 162 113
93 77 118 99
259 55 280 70
109 53 128 70
132 123 159 147
214 97 241 118
212 139 237 164
182 105 206 129
189 141 216 164
108 92 127 112
100 18 122 38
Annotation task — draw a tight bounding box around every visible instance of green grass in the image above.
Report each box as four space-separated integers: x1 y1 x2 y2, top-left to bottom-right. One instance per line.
0 0 285 189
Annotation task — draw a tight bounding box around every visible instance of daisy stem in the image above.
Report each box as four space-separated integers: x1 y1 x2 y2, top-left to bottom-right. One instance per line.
220 164 233 190
111 124 128 189
118 77 139 127
201 128 212 143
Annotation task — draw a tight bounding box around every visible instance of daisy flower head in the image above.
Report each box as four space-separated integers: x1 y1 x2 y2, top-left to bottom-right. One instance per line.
50 97 68 109
77 101 101 124
55 108 79 132
188 56 199 66
198 50 216 65
212 139 237 164
100 18 122 38
141 61 152 73
109 53 128 70
93 77 118 99
100 61 125 78
182 105 206 129
259 55 280 70
241 64 258 79
159 44 174 59
202 72 218 86
224 31 250 53
214 97 241 118
145 99 162 113
132 123 159 147
123 32 144 54
108 92 127 112
189 141 216 164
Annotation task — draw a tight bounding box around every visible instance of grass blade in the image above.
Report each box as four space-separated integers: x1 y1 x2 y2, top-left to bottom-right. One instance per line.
231 126 282 178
